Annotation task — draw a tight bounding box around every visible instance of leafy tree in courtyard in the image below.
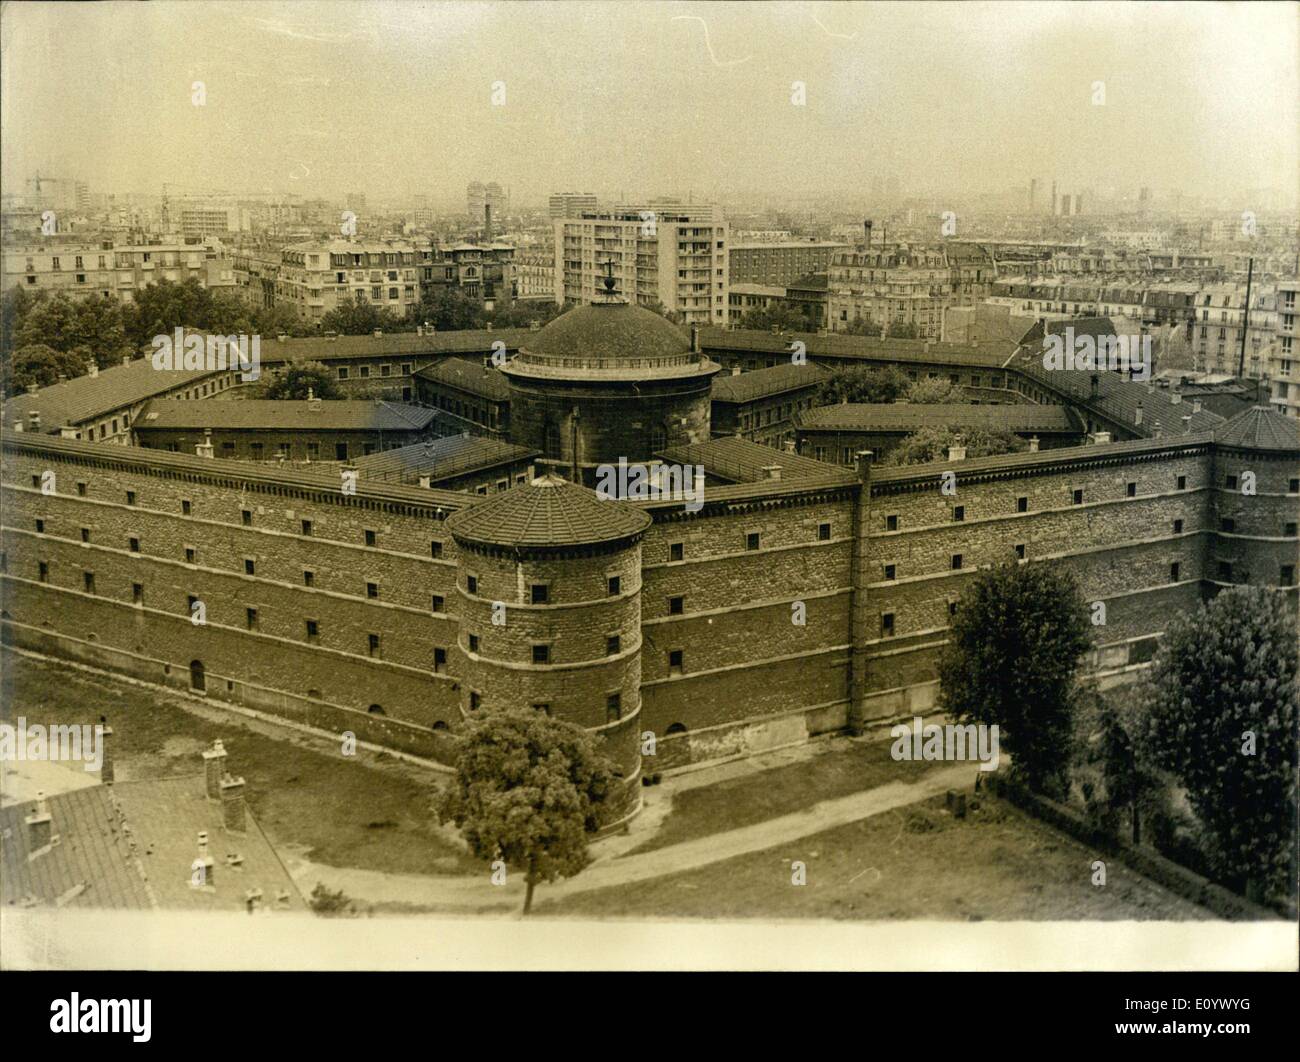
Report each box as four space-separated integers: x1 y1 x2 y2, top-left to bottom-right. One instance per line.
840 315 879 336
886 319 920 339
882 426 1026 466
320 294 405 336
938 562 1092 794
737 301 812 333
816 365 909 405
1138 586 1297 901
903 377 963 404
436 707 617 914
8 343 88 390
1 286 47 361
416 288 481 332
263 360 341 401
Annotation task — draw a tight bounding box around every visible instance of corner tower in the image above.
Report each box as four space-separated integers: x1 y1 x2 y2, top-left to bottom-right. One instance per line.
445 474 652 826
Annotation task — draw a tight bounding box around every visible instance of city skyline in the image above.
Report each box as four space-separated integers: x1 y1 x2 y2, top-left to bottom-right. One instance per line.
2 1 1297 207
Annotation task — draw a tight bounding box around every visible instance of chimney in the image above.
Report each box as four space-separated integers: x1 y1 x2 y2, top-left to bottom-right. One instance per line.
484 203 493 242
1134 402 1143 426
373 328 383 338
416 324 424 336
99 718 114 784
782 438 796 453
761 465 782 481
277 333 288 342
1089 373 1099 398
86 363 99 378
307 389 322 411
1028 435 1040 452
691 325 700 353
730 364 741 376
1182 414 1193 434
529 320 541 332
25 791 53 851
25 383 38 395
195 428 215 459
947 440 967 462
418 474 431 488
1093 431 1111 444
191 831 214 889
1171 391 1182 404
855 449 874 482
220 774 247 833
56 374 67 383
202 739 228 799
1192 398 1202 414
122 356 131 367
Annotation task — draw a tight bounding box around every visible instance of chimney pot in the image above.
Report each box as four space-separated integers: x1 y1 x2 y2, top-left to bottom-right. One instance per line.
1171 391 1182 404
1192 398 1202 413
730 364 741 376
202 740 228 799
25 383 38 395
122 356 131 367
855 449 874 481
1028 435 1040 452
418 475 431 488
761 465 782 481
220 774 247 833
25 791 53 851
1135 402 1144 426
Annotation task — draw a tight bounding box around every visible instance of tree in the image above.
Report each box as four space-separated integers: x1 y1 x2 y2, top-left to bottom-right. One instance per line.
416 288 483 332
816 365 909 405
883 426 1026 466
483 299 564 330
1139 586 1297 901
320 295 405 336
738 301 811 333
264 360 341 401
938 562 1092 794
1 286 47 361
436 707 617 914
8 343 87 389
124 277 215 349
904 377 963 404
643 300 683 326
840 315 879 336
887 319 920 339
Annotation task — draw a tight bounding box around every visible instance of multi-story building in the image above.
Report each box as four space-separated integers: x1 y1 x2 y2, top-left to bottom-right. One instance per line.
1191 282 1278 379
420 241 516 310
467 181 507 221
2 238 234 302
728 240 846 286
548 192 597 219
554 207 729 326
515 252 556 299
1273 280 1299 418
179 205 245 238
276 239 419 323
828 244 953 338
709 362 827 448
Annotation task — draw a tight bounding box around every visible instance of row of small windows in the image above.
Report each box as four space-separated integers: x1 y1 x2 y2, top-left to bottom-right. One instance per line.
462 632 627 663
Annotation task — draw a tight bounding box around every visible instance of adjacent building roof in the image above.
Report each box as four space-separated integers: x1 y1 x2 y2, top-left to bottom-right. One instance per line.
710 362 828 404
1213 406 1300 450
3 358 225 433
255 329 533 364
525 303 691 360
414 357 511 400
350 433 539 484
659 436 855 484
699 327 1014 366
795 402 1080 434
135 399 439 432
446 473 652 550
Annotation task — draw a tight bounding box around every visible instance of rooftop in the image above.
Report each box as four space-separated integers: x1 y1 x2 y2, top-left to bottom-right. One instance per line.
526 303 692 361
796 402 1080 434
700 327 1015 366
658 436 855 484
3 358 226 432
135 399 439 433
1213 406 1300 450
414 356 512 400
446 473 652 550
254 329 533 364
710 362 828 404
350 433 540 484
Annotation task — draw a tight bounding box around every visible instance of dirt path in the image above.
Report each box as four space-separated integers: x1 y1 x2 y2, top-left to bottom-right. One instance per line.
290 762 981 913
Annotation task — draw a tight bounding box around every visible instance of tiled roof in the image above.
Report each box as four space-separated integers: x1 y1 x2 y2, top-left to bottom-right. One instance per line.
446 474 652 549
699 327 1013 366
659 436 855 484
351 434 539 484
710 363 828 404
525 303 690 360
3 358 225 432
786 272 830 292
414 357 512 400
136 399 438 432
1 787 154 910
1213 406 1300 450
255 329 532 364
796 402 1079 434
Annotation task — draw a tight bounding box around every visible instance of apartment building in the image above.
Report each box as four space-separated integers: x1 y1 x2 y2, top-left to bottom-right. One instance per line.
276 239 419 322
728 240 846 286
828 244 953 338
554 206 729 326
2 238 234 302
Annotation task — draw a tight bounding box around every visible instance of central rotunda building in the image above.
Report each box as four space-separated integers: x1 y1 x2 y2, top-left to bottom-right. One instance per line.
499 299 720 486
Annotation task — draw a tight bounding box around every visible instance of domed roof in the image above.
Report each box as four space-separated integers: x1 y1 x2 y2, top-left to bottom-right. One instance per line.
1214 405 1300 450
445 473 652 551
527 303 691 360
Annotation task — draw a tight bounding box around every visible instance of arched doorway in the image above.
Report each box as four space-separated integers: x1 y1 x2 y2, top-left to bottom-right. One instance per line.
189 659 205 692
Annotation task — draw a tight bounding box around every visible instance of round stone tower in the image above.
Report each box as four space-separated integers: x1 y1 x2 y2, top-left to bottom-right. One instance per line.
444 474 652 826
500 301 720 486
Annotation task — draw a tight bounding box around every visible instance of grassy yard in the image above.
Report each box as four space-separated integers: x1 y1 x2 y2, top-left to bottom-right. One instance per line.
0 650 481 877
543 793 1213 921
631 734 948 854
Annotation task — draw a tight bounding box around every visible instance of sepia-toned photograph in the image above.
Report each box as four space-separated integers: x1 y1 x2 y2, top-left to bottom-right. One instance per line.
0 0 1296 1008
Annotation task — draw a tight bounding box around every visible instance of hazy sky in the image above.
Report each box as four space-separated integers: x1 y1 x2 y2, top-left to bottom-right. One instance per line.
2 0 1296 206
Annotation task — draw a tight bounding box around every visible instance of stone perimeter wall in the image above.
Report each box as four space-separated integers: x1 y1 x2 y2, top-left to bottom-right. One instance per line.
2 431 1297 789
